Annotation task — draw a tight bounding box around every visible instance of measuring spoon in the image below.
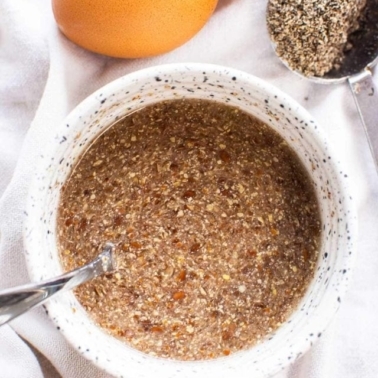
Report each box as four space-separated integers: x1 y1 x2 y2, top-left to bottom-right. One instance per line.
268 0 378 168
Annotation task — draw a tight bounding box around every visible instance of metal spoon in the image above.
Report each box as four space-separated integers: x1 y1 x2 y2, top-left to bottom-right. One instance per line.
0 242 116 326
268 0 378 169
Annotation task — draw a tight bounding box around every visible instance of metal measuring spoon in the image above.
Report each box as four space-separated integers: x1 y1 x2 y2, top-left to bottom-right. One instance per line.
268 0 378 168
0 242 116 326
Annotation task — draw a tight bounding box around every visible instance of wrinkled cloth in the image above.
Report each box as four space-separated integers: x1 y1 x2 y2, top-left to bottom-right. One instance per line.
1 0 378 377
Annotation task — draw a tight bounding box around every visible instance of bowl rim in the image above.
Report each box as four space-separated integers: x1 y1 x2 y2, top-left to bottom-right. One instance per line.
23 62 358 378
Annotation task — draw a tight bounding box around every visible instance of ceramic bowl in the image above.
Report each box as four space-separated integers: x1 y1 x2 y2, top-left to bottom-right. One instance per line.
24 63 357 378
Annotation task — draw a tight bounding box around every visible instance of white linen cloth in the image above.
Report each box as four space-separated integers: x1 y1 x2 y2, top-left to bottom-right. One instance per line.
1 0 378 377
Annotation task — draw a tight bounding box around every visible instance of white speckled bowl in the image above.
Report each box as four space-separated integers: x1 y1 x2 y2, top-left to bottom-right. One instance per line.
24 63 356 378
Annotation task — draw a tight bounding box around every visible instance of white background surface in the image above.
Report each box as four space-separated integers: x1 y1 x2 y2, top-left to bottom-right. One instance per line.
1 0 378 377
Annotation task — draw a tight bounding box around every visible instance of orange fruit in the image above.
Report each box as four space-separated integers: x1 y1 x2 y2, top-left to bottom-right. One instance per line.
52 0 218 58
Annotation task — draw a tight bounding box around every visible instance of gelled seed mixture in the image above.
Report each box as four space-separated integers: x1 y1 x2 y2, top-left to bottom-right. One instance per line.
58 99 321 360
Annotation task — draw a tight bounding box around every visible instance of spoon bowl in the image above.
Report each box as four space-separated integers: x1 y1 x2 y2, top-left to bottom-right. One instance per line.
315 0 378 83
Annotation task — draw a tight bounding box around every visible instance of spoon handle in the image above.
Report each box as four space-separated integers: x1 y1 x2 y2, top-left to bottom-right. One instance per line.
349 69 378 170
0 243 115 326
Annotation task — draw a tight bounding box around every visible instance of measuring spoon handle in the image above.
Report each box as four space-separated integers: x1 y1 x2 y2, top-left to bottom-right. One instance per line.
0 243 115 326
349 69 378 170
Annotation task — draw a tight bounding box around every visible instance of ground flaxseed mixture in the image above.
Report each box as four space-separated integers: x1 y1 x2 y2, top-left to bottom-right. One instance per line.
58 99 321 360
267 0 366 77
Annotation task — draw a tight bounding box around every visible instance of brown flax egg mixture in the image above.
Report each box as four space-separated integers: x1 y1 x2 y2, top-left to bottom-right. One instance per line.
58 99 321 360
